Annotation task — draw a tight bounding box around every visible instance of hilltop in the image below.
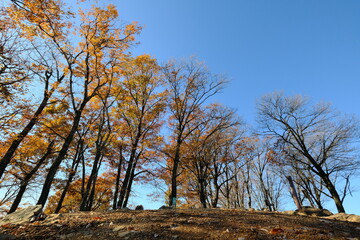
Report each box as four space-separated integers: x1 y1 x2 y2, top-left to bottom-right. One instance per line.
1 208 360 239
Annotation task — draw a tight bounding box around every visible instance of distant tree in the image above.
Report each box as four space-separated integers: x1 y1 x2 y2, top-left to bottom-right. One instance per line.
46 174 113 213
182 104 241 208
162 58 226 207
246 138 283 211
257 92 359 213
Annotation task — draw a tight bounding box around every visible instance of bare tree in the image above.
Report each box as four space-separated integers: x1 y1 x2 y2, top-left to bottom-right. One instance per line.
182 104 241 208
257 92 359 213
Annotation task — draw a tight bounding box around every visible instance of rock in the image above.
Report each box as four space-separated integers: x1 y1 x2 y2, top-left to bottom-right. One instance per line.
113 225 126 231
135 205 144 210
347 215 360 222
0 205 43 225
159 205 172 210
326 213 360 222
283 210 296 215
295 207 333 217
43 213 62 224
117 231 131 238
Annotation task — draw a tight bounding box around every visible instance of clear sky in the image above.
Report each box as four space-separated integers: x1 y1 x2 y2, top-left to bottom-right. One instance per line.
102 0 360 214
111 0 360 121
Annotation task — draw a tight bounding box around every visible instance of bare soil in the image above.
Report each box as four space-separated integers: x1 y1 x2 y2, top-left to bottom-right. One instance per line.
1 209 359 240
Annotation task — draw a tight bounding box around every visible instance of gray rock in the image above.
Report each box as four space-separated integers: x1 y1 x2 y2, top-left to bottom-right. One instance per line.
0 205 43 225
295 207 333 217
159 205 172 210
135 205 144 210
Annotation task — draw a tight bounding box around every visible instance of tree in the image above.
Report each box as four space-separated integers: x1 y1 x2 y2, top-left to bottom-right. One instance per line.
182 104 241 208
113 55 167 209
0 0 69 181
46 173 113 213
162 58 226 207
36 3 141 206
257 92 359 213
245 137 283 211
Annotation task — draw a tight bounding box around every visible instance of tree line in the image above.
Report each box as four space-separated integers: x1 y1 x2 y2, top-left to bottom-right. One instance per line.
0 0 358 214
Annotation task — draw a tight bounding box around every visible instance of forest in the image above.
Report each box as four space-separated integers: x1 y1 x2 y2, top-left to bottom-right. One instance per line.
0 0 359 216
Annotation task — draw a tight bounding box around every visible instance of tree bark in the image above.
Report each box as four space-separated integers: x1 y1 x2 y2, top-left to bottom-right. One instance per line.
169 140 181 207
112 147 123 210
286 176 302 210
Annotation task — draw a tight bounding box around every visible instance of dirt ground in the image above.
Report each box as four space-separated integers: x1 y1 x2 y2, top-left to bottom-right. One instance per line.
1 209 359 240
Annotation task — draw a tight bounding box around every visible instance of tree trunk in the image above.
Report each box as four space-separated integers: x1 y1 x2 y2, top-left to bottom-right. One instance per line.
322 174 345 213
112 147 123 210
286 176 302 210
211 163 220 208
123 160 138 208
198 178 207 208
169 140 181 207
8 142 53 213
117 158 134 208
305 153 346 213
80 148 103 211
37 107 85 206
55 141 83 213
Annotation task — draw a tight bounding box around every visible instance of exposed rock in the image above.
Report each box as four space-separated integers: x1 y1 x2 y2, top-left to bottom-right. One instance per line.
326 213 360 222
283 210 296 215
295 207 333 217
135 205 144 210
0 205 43 225
112 225 126 231
159 205 172 210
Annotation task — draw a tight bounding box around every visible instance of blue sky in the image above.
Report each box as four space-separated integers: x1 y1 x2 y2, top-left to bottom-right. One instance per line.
1 0 358 215
108 0 360 118
104 0 360 213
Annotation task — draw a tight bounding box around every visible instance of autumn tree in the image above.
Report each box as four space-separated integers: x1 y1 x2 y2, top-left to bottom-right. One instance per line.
46 173 113 213
0 6 28 103
35 3 141 206
181 104 241 208
162 58 226 207
113 55 167 209
0 0 70 181
79 81 116 211
257 92 359 213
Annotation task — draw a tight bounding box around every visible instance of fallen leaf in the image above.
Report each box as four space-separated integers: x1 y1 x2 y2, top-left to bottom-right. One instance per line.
269 228 284 234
